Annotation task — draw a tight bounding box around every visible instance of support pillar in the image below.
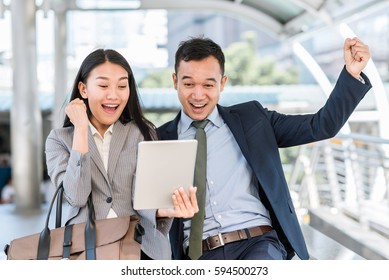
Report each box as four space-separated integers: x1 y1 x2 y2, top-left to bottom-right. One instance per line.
10 0 42 212
53 9 67 129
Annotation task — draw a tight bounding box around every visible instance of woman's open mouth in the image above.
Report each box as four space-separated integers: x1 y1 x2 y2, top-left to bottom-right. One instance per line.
102 104 119 113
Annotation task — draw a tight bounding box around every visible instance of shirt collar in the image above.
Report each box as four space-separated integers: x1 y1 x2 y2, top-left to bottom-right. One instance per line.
179 106 222 133
89 122 114 139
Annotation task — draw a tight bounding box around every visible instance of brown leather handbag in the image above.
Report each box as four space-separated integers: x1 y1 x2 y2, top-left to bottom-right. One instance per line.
4 183 144 260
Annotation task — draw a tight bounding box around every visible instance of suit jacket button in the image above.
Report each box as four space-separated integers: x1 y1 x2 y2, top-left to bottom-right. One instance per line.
106 197 112 203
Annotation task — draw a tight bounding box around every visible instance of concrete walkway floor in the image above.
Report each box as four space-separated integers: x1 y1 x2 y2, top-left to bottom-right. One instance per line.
0 202 65 260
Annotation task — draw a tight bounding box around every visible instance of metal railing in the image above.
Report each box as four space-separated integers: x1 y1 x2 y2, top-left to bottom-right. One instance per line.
289 133 389 248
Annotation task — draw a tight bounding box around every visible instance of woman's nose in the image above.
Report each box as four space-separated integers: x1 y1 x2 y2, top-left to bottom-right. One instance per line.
106 87 118 99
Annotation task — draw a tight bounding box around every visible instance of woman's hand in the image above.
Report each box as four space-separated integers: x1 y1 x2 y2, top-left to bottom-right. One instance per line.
157 186 199 218
66 98 89 154
65 98 89 129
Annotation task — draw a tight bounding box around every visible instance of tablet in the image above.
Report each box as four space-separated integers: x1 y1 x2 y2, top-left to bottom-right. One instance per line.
133 139 198 210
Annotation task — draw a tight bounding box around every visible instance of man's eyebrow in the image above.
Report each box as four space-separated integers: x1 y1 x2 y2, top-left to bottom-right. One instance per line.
181 75 217 83
205 78 217 83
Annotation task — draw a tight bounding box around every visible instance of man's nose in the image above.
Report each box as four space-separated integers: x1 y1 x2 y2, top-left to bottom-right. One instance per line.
192 86 203 99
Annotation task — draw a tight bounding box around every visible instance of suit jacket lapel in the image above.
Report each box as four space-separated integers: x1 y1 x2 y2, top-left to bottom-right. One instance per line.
163 111 181 140
217 104 251 162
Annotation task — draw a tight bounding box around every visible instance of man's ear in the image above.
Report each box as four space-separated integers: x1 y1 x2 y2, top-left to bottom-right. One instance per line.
220 75 228 92
78 81 87 98
172 73 178 90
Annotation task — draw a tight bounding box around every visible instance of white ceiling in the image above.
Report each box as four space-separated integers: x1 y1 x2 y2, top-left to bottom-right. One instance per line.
47 0 389 40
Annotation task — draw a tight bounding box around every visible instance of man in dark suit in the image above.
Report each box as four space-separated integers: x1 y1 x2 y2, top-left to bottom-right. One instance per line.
158 36 372 260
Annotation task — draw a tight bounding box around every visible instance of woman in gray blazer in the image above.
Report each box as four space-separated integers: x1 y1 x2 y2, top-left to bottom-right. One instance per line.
45 49 198 260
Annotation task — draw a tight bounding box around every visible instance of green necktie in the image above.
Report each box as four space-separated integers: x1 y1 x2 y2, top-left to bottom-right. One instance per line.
188 119 209 260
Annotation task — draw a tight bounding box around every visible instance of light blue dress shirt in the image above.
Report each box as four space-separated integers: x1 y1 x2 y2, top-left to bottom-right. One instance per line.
178 107 271 249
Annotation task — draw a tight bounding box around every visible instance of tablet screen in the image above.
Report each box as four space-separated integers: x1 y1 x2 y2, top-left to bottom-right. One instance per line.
133 139 197 210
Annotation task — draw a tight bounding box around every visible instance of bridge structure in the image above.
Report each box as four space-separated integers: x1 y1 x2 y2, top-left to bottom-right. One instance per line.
1 0 389 260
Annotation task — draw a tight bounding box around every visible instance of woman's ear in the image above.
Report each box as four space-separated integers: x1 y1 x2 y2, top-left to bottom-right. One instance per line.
78 81 88 98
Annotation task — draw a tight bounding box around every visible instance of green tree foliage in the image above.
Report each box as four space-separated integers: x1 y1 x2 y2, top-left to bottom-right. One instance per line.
225 32 298 85
139 31 298 87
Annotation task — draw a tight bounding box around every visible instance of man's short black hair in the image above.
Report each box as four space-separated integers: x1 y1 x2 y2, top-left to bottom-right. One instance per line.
174 36 225 75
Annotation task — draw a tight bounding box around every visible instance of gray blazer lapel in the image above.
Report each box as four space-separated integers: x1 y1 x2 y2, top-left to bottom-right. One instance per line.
88 128 109 182
107 121 130 183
